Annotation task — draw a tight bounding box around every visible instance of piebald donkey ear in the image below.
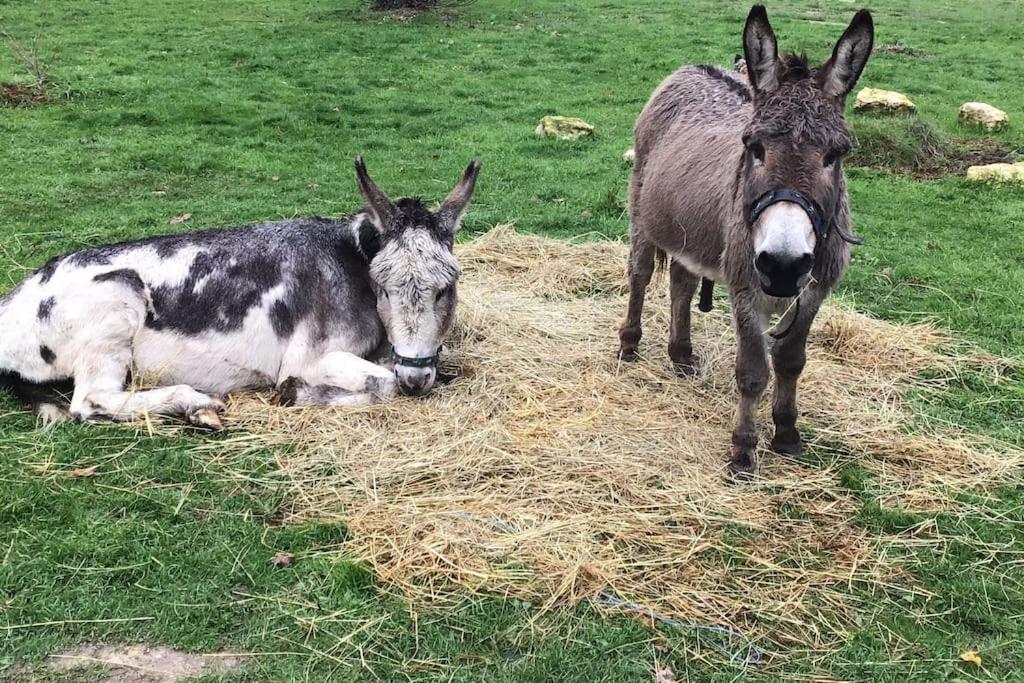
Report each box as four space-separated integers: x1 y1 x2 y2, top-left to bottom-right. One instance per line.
355 156 396 233
438 160 482 233
818 10 874 98
743 5 780 95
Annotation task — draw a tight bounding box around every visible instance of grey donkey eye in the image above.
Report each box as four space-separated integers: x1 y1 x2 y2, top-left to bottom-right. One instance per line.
823 148 845 167
748 140 765 164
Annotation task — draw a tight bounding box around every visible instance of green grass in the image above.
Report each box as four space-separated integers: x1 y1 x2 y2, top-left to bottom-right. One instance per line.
1 0 1023 680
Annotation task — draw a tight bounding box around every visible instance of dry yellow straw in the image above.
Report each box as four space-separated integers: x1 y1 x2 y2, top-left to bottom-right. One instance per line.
207 225 1021 661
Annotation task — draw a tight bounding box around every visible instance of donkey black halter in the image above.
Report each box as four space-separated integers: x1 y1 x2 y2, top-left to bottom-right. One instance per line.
748 189 831 242
696 189 836 339
392 348 441 368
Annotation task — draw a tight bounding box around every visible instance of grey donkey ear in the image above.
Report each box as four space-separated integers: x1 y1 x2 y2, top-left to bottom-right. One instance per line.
818 10 874 98
354 156 396 233
438 160 481 233
743 5 780 95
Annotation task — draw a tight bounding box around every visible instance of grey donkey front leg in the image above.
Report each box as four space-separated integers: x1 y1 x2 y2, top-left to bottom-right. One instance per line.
769 293 823 456
618 232 657 361
729 290 770 477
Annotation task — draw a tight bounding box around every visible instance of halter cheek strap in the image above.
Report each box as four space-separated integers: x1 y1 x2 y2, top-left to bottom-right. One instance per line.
749 189 831 242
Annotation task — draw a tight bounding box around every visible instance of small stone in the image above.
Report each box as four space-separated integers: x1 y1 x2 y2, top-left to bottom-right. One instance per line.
535 115 594 141
959 102 1008 132
854 87 916 114
623 147 636 165
965 161 1024 186
580 210 593 218
270 552 293 568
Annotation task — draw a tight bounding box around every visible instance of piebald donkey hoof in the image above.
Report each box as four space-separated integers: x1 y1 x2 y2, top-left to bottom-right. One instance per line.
188 404 225 431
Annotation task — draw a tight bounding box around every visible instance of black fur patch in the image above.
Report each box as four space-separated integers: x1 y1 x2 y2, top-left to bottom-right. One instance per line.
0 370 74 410
39 345 56 364
354 216 382 261
93 268 146 292
68 251 112 267
272 377 355 406
392 198 452 246
695 64 752 102
146 250 283 335
270 299 295 338
274 376 301 406
37 296 56 320
36 257 61 284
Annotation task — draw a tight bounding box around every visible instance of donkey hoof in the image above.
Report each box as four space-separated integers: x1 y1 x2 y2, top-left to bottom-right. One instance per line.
618 347 639 362
188 407 224 431
771 430 802 456
727 456 758 482
671 357 699 378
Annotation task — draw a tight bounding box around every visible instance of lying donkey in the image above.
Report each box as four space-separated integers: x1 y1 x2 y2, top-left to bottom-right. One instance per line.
620 6 873 476
0 158 480 428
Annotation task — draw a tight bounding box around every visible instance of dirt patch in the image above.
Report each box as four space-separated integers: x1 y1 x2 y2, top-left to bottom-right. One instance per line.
45 643 247 682
849 117 1018 179
1 29 52 107
1 82 48 107
873 42 932 58
370 0 472 15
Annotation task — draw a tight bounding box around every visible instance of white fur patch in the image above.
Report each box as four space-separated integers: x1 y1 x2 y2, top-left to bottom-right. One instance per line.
752 203 816 260
669 251 724 282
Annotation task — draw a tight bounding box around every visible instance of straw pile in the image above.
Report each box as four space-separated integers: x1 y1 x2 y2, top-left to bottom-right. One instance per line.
211 225 1021 660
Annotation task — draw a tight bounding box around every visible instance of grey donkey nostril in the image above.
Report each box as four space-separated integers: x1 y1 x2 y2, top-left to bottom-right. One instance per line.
794 253 814 275
754 252 777 275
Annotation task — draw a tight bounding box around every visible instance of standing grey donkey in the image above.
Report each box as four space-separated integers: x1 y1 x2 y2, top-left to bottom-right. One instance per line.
0 158 480 428
619 5 873 476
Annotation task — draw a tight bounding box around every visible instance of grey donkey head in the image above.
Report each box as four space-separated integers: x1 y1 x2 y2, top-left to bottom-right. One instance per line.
740 5 873 297
355 157 481 396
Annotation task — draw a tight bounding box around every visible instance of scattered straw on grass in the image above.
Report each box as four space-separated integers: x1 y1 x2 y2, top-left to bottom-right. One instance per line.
208 225 1022 661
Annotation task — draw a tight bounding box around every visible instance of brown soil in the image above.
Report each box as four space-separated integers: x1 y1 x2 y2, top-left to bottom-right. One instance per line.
873 43 933 58
851 137 1017 180
1 82 48 106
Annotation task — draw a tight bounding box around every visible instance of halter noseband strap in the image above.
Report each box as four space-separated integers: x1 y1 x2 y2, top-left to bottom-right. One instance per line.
749 189 831 242
392 348 442 368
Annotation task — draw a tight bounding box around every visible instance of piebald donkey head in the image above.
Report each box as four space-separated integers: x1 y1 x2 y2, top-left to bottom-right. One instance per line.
355 157 480 396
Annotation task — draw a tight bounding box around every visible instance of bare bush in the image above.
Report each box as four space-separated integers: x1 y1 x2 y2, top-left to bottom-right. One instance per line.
0 27 51 106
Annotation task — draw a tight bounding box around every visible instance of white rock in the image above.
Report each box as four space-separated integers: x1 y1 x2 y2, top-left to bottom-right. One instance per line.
965 161 1024 185
623 148 635 164
535 116 594 141
854 88 916 114
959 102 1008 132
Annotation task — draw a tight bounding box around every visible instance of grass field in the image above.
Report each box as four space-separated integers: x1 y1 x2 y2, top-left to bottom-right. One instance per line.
1 0 1023 680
